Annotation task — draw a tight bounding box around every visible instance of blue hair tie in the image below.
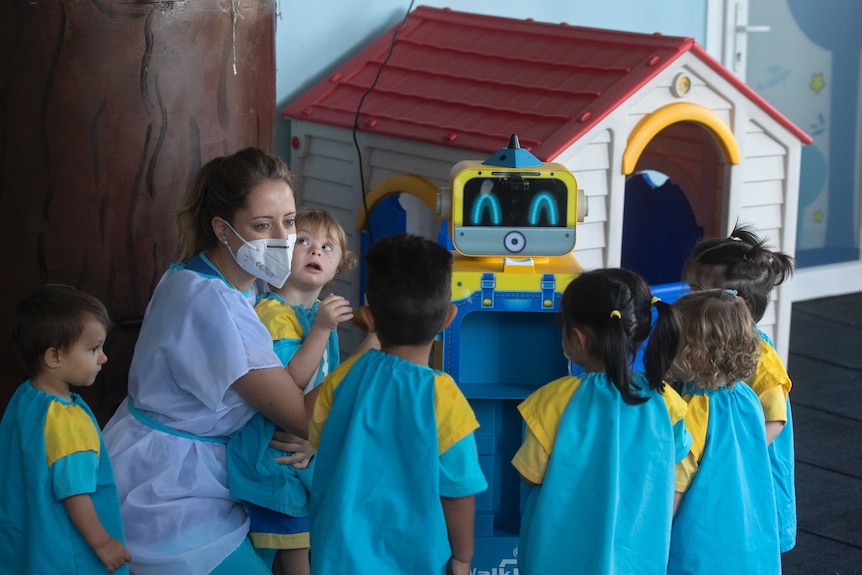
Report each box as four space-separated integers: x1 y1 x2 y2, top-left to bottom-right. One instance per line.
725 289 738 296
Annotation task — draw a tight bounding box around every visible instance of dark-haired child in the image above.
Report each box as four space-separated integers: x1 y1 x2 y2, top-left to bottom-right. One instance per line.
669 289 780 574
0 284 130 573
512 268 690 575
308 233 487 575
683 223 796 551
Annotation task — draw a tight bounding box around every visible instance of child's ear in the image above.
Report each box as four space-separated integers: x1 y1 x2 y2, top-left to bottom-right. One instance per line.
440 303 458 330
358 305 376 333
42 347 63 369
571 326 590 352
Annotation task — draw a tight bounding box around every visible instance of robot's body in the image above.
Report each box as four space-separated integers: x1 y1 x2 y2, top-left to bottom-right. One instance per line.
437 136 585 569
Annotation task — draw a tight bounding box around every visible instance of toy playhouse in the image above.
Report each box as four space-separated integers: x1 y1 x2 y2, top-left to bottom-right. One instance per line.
282 6 809 570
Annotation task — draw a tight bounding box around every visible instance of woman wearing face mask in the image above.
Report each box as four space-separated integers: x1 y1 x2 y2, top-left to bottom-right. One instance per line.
103 148 314 575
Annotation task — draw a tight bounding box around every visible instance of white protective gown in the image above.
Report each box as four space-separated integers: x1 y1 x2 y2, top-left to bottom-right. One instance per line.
103 255 282 575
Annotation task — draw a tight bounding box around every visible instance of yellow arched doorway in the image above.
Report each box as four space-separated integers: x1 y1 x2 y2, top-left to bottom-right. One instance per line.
620 102 740 284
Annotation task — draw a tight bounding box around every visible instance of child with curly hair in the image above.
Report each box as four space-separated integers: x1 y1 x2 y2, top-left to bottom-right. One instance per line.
668 289 780 574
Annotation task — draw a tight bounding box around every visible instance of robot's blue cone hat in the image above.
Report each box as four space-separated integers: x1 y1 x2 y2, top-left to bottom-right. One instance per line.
482 134 543 168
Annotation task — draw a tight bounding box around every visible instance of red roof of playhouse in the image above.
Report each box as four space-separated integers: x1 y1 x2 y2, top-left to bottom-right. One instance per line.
282 6 810 160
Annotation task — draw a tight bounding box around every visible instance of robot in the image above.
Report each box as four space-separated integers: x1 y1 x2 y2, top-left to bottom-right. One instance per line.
436 135 586 570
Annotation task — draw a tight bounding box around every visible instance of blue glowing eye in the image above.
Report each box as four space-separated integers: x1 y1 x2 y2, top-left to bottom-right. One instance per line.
471 192 502 225
528 192 558 226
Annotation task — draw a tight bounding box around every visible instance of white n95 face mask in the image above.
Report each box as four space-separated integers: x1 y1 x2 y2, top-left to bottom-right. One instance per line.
221 220 296 288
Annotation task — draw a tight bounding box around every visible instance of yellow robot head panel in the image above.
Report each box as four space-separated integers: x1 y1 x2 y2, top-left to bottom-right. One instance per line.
448 160 579 257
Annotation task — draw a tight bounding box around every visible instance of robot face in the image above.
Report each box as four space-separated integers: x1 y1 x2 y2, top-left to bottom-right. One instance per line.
463 177 567 229
449 164 579 257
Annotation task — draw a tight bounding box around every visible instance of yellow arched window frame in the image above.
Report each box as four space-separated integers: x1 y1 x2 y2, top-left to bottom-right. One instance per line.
622 102 740 175
355 174 441 231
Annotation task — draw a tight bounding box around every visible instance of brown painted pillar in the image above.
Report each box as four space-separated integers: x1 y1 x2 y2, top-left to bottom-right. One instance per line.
0 0 276 423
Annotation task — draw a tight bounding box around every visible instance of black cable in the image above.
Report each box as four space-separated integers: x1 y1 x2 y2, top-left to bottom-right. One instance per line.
352 0 416 245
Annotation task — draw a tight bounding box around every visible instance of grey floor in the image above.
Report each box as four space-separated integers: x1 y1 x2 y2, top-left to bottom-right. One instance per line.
781 292 862 574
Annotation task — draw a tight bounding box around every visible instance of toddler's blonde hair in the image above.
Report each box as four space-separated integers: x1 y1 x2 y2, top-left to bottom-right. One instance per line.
672 289 760 390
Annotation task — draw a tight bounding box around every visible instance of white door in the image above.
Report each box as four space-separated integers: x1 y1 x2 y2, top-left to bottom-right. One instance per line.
708 0 862 300
705 0 770 81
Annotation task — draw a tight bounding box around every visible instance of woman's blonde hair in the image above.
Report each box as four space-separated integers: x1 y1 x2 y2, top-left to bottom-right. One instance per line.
672 289 760 390
175 148 294 262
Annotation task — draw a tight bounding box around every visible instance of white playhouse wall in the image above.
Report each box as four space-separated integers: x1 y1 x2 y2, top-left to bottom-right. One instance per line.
546 51 801 361
288 122 476 354
288 50 802 361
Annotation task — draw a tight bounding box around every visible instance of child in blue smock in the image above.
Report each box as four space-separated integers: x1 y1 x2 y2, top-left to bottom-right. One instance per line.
228 208 374 575
0 284 131 574
309 233 487 575
512 268 690 575
669 289 781 574
683 223 796 551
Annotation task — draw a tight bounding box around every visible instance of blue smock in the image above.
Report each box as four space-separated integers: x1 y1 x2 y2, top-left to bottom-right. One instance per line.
309 349 487 575
227 294 338 547
752 329 797 551
0 381 127 574
668 382 781 574
514 372 690 575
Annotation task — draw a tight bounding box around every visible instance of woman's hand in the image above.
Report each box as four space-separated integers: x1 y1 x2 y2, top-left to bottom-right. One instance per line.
270 430 316 468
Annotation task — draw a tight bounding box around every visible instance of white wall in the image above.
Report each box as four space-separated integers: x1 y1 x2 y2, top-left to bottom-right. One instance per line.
274 0 709 159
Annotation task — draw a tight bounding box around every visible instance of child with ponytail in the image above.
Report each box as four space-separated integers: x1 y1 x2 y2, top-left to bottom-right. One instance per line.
512 268 690 575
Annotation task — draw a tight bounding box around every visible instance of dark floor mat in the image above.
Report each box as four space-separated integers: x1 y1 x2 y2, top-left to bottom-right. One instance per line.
793 405 862 478
793 292 862 327
789 311 862 370
788 355 862 419
794 462 862 548
781 292 862 570
782 530 862 575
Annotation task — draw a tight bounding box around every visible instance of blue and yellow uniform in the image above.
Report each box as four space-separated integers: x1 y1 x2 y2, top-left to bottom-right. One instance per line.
748 330 796 552
512 372 690 575
227 293 339 552
309 349 487 575
255 293 339 381
669 382 780 574
0 381 128 574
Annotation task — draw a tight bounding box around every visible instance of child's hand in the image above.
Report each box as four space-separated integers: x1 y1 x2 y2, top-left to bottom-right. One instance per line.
446 556 471 575
270 431 316 468
94 537 131 573
316 293 354 331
